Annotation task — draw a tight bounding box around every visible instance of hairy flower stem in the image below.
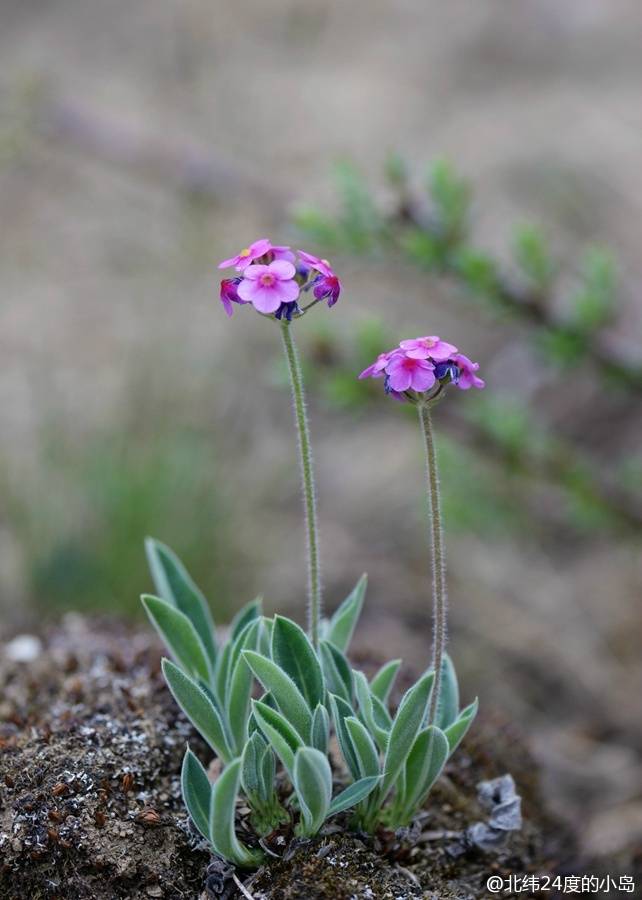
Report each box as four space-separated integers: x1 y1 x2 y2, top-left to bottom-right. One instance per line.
280 321 322 647
418 403 447 727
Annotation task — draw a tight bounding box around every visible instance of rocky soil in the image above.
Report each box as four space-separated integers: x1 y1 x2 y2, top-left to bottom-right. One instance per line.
0 618 575 899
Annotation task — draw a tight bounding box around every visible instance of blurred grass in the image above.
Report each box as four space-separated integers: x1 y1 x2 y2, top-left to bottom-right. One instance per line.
2 416 243 621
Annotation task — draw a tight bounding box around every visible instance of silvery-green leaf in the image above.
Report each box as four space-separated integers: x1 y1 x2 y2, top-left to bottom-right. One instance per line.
320 640 353 705
329 694 361 781
370 659 402 707
181 747 211 841
162 659 232 763
143 595 211 684
243 650 312 741
328 775 381 817
230 598 262 641
258 616 273 657
271 616 324 710
354 670 389 752
345 716 380 778
226 621 262 753
241 731 268 804
435 653 460 730
400 725 449 818
209 758 263 868
260 744 276 799
227 619 261 683
381 671 434 799
326 574 367 652
444 698 478 754
293 747 332 837
251 699 303 777
214 641 232 710
371 693 392 731
311 703 330 753
145 538 217 666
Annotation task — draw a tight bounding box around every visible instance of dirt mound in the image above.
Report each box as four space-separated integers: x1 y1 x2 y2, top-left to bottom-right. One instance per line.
0 618 564 899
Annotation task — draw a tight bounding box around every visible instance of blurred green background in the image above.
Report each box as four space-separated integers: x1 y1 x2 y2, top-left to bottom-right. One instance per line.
2 0 642 870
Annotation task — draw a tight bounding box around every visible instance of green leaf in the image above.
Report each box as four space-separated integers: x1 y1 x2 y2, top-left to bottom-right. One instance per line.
271 616 325 710
162 659 232 763
381 671 434 799
326 575 367 652
240 731 267 804
311 703 330 753
435 653 460 730
145 538 217 666
320 640 354 705
209 759 263 867
226 620 262 753
230 598 262 641
293 748 332 837
258 616 273 657
354 670 390 751
444 698 478 754
345 716 380 778
329 694 361 781
181 747 211 841
214 640 232 710
251 699 303 777
371 693 393 731
400 725 449 818
243 650 312 741
328 776 381 817
143 595 211 684
370 659 401 707
260 744 276 801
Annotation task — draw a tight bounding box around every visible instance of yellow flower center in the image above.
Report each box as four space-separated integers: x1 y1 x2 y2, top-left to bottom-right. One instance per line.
240 248 251 257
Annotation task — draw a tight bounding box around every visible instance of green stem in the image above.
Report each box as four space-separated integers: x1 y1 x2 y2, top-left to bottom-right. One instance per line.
418 403 447 727
280 321 322 647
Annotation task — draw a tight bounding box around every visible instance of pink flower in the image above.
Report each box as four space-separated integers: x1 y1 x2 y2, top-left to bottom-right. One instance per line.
236 260 300 314
358 350 400 380
297 251 334 278
359 336 484 400
218 238 272 271
451 354 485 390
399 336 458 361
386 355 436 393
219 277 247 317
270 245 296 263
298 250 342 307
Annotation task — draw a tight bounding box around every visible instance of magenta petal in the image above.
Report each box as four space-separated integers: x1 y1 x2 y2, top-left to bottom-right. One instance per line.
403 347 431 360
250 287 283 314
274 278 300 303
429 341 459 361
242 264 268 281
388 368 412 392
269 259 296 280
249 238 272 255
218 255 238 270
411 368 436 391
236 280 255 303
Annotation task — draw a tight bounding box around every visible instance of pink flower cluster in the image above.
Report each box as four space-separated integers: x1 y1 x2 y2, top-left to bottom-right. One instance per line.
217 239 341 319
359 336 484 400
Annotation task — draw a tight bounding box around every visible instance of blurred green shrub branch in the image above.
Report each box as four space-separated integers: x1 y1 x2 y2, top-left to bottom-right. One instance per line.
294 158 642 535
